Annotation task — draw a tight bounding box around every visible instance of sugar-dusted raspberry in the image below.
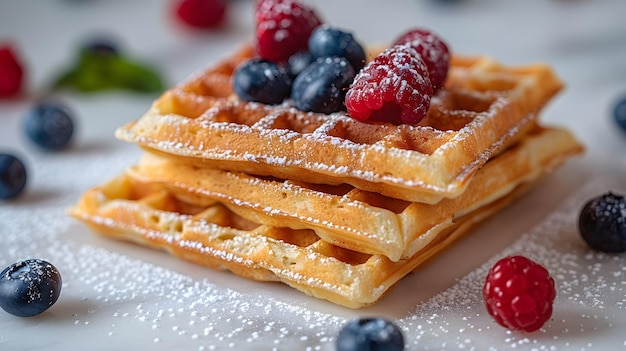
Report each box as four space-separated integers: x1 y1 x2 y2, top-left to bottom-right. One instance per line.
393 28 450 92
174 0 227 29
345 45 433 125
483 255 556 332
255 0 322 62
0 44 25 98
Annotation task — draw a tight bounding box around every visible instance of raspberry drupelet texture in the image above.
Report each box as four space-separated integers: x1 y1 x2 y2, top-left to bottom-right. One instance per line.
483 255 556 332
255 0 322 62
345 45 433 125
393 28 450 92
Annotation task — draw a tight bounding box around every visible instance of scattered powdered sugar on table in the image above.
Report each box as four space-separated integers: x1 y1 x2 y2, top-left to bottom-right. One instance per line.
1 140 625 350
399 180 626 350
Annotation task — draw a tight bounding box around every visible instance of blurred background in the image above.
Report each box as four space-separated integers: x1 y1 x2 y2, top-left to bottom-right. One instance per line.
1 0 626 349
1 0 626 169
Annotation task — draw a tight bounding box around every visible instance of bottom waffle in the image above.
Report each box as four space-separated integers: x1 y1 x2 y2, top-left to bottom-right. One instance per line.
70 169 554 309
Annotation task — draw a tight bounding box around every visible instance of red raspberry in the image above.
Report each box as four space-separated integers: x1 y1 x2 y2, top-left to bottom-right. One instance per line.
345 45 433 125
393 28 450 92
483 255 556 332
174 0 227 29
0 44 25 98
255 0 322 62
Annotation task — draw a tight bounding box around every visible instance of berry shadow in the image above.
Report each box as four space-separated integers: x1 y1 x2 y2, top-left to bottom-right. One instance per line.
4 187 65 205
65 138 122 156
38 296 100 323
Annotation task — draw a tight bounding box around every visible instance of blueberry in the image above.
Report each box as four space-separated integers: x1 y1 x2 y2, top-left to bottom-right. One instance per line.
23 100 75 150
336 317 405 351
0 259 62 317
81 37 120 57
290 56 355 114
613 97 626 132
232 58 292 105
578 192 626 253
308 25 366 72
287 51 313 78
0 153 27 199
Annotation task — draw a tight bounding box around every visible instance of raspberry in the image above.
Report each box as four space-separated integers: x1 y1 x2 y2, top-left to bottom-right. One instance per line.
393 28 450 92
345 45 433 125
578 192 626 253
0 44 25 98
483 255 556 332
255 0 322 62
174 0 227 29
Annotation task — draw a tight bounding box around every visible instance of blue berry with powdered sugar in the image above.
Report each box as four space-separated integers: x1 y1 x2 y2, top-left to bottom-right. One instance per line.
233 58 292 105
308 24 366 72
23 100 75 150
287 51 313 79
579 192 626 253
336 317 405 351
0 259 62 317
290 56 355 114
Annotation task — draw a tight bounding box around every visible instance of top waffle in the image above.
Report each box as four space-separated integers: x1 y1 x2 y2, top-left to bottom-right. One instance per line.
116 45 564 203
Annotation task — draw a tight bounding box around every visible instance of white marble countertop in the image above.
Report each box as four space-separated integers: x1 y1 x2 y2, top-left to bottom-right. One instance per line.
1 0 626 349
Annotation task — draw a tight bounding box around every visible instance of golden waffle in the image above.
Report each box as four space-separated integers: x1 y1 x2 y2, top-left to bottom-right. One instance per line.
128 126 582 262
116 45 564 203
69 170 533 309
69 126 581 308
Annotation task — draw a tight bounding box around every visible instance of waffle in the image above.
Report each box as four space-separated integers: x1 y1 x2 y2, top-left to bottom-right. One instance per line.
69 169 533 309
115 45 564 204
127 126 582 262
69 125 581 308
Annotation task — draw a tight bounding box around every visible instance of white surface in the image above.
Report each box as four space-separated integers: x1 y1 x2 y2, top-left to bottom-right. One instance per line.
1 0 626 350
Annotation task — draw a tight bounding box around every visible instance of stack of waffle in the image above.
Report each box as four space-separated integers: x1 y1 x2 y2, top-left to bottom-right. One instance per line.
69 45 583 308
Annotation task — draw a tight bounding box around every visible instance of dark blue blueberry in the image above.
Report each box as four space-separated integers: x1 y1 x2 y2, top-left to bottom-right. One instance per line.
287 51 313 79
23 100 75 150
308 25 366 72
232 58 292 105
0 153 27 200
336 317 405 351
0 259 62 317
290 56 355 114
579 192 626 253
613 97 626 132
82 37 120 57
